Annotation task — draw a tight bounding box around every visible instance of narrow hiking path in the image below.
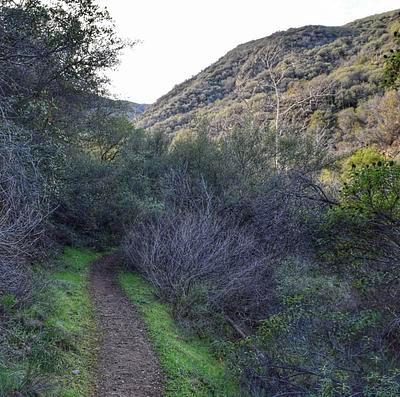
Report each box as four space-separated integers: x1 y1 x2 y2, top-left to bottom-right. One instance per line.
90 254 164 397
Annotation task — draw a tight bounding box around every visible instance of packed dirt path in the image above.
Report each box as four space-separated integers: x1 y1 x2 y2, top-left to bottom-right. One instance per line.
90 254 164 397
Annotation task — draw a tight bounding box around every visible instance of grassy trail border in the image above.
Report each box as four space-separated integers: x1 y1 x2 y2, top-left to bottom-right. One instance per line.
0 247 101 397
119 272 239 397
50 248 101 397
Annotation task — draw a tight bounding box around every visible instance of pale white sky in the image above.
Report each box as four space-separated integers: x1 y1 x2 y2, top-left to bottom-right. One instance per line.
99 0 400 104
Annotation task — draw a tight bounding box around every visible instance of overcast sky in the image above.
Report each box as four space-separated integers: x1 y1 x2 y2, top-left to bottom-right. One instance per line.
98 0 400 104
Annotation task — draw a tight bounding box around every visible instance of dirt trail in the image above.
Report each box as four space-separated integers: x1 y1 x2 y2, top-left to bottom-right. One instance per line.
90 254 164 397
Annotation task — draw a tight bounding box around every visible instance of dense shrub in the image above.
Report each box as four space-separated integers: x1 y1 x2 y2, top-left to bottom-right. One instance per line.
336 91 400 155
340 147 386 179
0 124 47 302
313 160 400 395
53 127 167 248
384 30 400 89
324 160 400 277
125 209 266 323
124 122 400 396
124 164 322 334
208 161 400 396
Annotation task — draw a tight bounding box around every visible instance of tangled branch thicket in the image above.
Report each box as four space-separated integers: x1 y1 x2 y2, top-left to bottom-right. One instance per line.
124 170 319 331
0 124 47 302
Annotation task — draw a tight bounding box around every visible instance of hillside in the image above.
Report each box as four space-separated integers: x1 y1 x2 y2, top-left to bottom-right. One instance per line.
138 9 400 151
119 100 148 117
94 97 147 117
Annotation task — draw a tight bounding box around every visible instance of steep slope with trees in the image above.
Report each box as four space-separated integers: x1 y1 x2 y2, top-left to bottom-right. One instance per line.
138 9 400 155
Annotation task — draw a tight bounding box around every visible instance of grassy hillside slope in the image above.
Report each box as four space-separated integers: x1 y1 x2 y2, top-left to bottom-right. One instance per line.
138 9 400 153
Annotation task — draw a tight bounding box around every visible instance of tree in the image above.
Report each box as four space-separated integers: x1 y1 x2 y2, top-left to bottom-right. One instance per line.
240 41 335 169
80 109 136 163
167 123 222 188
0 0 128 130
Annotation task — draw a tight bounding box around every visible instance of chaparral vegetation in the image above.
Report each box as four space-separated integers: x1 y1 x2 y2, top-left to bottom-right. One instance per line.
1 1 400 396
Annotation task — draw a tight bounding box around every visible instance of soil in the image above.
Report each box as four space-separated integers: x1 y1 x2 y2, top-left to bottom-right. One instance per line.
90 254 164 397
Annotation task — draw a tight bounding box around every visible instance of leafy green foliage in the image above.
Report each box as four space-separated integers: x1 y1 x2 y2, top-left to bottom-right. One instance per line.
384 30 400 89
54 128 166 247
340 159 400 217
0 0 125 106
80 111 136 163
224 257 400 396
324 159 400 267
307 161 400 395
340 147 386 180
168 123 222 187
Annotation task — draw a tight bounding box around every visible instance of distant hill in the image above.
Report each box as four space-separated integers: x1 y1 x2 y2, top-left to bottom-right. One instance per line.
118 100 148 118
81 97 148 120
137 9 400 153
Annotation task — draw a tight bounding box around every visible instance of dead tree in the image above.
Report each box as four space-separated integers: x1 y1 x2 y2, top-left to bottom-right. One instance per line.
236 40 335 170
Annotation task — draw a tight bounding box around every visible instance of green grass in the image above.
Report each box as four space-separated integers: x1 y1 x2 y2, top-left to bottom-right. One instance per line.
49 247 101 397
119 272 239 397
0 247 101 397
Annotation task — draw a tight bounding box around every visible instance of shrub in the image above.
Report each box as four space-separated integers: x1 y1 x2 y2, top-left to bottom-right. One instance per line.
226 256 400 396
0 124 47 301
324 159 400 275
124 208 269 327
124 168 321 334
384 31 400 89
340 147 386 180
